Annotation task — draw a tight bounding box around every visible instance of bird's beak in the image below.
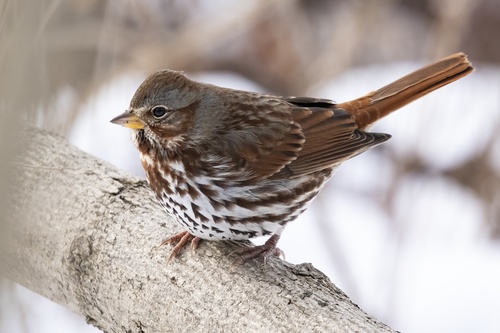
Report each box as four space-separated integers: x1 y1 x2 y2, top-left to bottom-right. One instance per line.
110 110 145 129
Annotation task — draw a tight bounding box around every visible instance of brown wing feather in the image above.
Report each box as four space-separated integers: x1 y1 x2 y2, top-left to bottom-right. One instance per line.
211 99 306 179
285 106 390 176
212 96 389 180
245 121 304 175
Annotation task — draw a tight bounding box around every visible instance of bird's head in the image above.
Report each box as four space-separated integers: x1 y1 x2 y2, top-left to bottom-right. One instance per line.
110 69 220 152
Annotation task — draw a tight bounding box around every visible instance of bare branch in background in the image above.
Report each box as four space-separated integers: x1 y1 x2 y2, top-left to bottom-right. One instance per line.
1 0 499 330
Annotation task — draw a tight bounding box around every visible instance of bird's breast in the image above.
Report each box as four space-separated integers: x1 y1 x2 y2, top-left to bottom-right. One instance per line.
141 152 333 240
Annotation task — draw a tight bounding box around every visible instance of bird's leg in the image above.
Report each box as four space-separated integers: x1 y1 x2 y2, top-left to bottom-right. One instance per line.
159 231 202 264
232 231 285 266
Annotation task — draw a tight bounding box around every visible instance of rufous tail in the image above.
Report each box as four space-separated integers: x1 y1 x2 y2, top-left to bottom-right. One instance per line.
337 52 474 130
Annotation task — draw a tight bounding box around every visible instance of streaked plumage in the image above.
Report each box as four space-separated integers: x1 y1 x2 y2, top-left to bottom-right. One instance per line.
111 53 473 263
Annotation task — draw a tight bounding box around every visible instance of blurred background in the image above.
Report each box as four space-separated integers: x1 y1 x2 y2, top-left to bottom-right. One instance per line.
1 0 500 332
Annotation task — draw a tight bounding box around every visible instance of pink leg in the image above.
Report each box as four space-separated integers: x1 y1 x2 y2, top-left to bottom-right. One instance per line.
232 233 285 265
160 231 202 264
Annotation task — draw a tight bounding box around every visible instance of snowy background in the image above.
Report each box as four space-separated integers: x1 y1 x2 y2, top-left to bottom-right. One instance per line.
1 1 500 332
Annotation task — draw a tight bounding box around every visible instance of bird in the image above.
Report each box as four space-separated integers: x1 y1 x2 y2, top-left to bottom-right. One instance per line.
111 52 474 264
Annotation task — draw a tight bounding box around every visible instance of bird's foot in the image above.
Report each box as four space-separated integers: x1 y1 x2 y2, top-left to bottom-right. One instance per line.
232 234 285 266
159 231 201 264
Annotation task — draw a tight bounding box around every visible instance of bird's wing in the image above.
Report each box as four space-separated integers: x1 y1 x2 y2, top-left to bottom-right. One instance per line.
211 96 390 180
284 97 390 176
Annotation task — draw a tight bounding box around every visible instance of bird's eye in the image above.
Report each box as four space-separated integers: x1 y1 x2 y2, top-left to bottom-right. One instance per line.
151 106 169 119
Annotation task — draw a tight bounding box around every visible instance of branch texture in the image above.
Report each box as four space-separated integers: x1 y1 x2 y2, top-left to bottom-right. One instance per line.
1 128 396 333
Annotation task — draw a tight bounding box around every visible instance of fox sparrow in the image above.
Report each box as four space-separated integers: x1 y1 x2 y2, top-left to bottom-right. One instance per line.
111 53 473 264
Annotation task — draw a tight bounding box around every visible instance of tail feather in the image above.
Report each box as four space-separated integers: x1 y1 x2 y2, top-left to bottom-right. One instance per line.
338 52 474 129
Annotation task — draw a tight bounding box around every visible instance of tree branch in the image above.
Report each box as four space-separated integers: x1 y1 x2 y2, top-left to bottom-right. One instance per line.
1 127 396 332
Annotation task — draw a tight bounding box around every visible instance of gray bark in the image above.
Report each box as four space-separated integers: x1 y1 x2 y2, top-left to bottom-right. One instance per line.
1 127 396 333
